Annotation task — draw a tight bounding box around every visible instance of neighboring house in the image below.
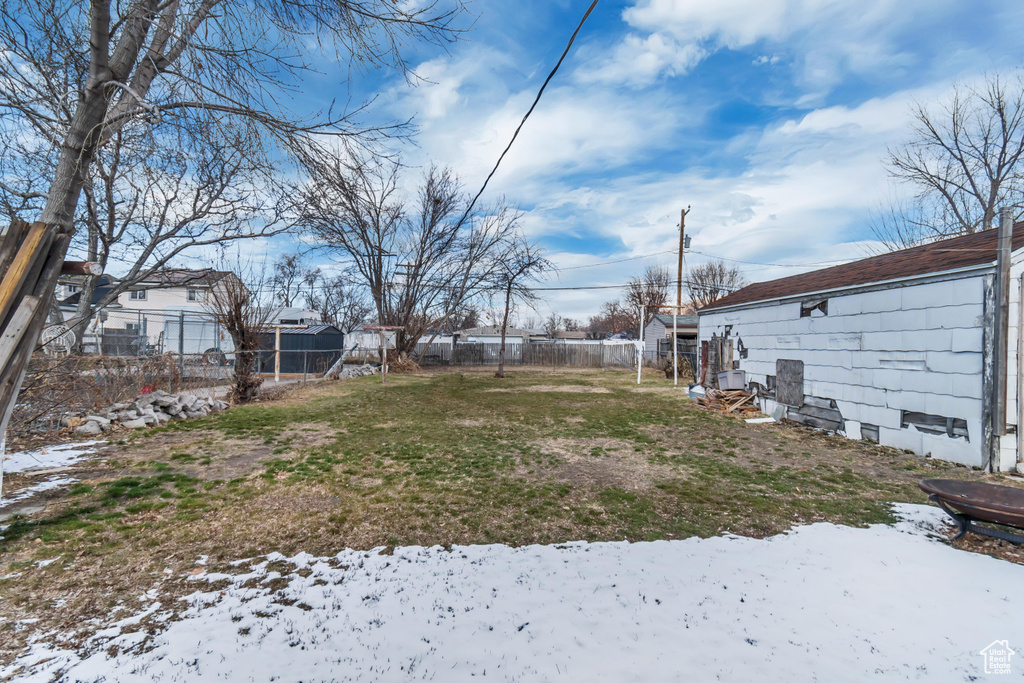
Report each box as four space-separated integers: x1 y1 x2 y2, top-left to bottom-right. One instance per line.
266 307 322 325
552 330 588 341
697 225 1024 471
58 269 241 355
644 314 699 358
453 326 546 343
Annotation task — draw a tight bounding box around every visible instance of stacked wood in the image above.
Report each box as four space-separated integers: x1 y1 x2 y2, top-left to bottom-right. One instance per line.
696 388 761 415
0 220 70 446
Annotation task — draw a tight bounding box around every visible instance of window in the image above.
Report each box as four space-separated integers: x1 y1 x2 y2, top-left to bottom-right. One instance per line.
187 287 205 302
129 289 147 301
67 284 80 293
800 299 827 317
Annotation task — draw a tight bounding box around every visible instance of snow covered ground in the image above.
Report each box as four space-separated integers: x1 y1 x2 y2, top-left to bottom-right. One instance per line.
2 441 105 474
3 504 1021 682
1 441 105 512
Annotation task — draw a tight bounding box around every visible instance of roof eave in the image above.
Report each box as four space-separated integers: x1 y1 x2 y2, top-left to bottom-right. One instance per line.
697 261 995 316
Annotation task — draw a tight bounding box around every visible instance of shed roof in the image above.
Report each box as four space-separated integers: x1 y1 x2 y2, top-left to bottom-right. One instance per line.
649 314 699 327
278 324 342 336
701 222 1024 311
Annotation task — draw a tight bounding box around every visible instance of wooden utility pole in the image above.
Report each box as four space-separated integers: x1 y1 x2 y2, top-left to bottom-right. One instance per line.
673 207 691 388
676 207 691 314
993 208 1013 453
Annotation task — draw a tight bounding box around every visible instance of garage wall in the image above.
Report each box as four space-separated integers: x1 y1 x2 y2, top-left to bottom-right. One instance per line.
698 273 987 467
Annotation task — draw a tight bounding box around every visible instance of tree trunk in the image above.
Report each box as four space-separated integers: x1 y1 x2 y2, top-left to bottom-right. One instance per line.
496 284 512 378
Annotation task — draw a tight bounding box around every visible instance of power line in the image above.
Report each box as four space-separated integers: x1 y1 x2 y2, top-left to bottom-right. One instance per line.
455 0 601 228
556 249 675 271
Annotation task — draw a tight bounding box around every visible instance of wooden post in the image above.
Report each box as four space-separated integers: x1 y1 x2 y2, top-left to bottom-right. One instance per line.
274 325 281 383
994 207 1013 453
380 328 387 385
1018 273 1024 472
637 306 644 385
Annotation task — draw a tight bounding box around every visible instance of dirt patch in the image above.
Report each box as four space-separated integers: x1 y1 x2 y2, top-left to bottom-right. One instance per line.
278 422 341 449
486 385 612 394
527 437 679 490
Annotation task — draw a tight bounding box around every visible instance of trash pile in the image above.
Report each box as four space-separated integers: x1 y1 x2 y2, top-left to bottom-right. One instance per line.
694 388 760 415
65 390 229 436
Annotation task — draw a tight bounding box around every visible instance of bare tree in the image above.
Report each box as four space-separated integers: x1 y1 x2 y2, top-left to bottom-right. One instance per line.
881 71 1024 249
624 266 671 324
297 154 517 358
0 0 471 361
0 0 468 232
302 270 373 333
490 237 551 378
204 267 273 403
586 300 634 339
543 313 564 338
272 255 306 308
55 120 290 346
443 308 480 333
687 260 745 309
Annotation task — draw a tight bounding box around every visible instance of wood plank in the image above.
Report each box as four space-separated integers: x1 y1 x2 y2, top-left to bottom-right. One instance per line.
0 223 49 332
0 296 39 376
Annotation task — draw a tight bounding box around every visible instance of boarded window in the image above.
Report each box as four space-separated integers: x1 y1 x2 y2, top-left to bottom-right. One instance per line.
776 359 804 407
861 423 879 443
901 411 969 441
800 299 828 317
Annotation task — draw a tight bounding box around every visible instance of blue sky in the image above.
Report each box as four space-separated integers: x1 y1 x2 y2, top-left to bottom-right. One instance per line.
266 0 1024 322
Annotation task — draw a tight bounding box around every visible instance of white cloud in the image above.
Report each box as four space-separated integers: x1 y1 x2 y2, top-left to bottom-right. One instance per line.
581 0 946 92
574 33 706 87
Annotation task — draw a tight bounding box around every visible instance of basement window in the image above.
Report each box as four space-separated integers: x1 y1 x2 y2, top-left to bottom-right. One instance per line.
800 298 828 317
901 411 969 442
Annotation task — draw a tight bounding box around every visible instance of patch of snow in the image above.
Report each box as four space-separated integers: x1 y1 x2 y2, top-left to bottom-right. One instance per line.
0 476 77 509
34 557 61 569
4 504 1021 682
2 441 105 474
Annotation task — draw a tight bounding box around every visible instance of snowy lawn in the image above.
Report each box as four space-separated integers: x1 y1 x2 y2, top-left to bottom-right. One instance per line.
1 372 1019 672
2 504 1019 682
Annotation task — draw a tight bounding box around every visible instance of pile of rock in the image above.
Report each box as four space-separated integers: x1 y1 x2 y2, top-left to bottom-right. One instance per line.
335 364 381 380
68 390 229 436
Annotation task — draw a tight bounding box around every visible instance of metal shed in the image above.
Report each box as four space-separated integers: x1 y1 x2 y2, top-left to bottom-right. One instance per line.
259 324 345 375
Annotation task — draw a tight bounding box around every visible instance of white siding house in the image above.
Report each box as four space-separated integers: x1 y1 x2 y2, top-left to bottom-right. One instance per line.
698 226 1024 472
643 314 698 357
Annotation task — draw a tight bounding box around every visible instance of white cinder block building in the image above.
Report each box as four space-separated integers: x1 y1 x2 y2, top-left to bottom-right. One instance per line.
698 226 1024 471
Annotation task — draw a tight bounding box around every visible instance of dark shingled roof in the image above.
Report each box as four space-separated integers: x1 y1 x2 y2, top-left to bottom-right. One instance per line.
701 223 1024 311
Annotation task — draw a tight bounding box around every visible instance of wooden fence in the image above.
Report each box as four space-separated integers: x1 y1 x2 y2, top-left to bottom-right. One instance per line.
413 341 638 368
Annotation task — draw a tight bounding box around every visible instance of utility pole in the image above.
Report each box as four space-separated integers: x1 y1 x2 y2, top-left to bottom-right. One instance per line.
674 206 691 389
676 207 691 314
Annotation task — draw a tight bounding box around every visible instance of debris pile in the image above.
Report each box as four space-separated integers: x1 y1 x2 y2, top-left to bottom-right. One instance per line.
696 388 760 415
64 390 228 436
335 364 381 380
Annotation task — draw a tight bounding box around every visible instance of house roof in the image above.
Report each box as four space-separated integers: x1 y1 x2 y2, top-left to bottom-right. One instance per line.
58 275 115 307
702 223 1024 311
137 269 233 287
649 314 699 327
456 326 535 337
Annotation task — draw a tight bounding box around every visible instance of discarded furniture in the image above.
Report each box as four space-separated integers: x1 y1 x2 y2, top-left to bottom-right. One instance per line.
919 478 1024 544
